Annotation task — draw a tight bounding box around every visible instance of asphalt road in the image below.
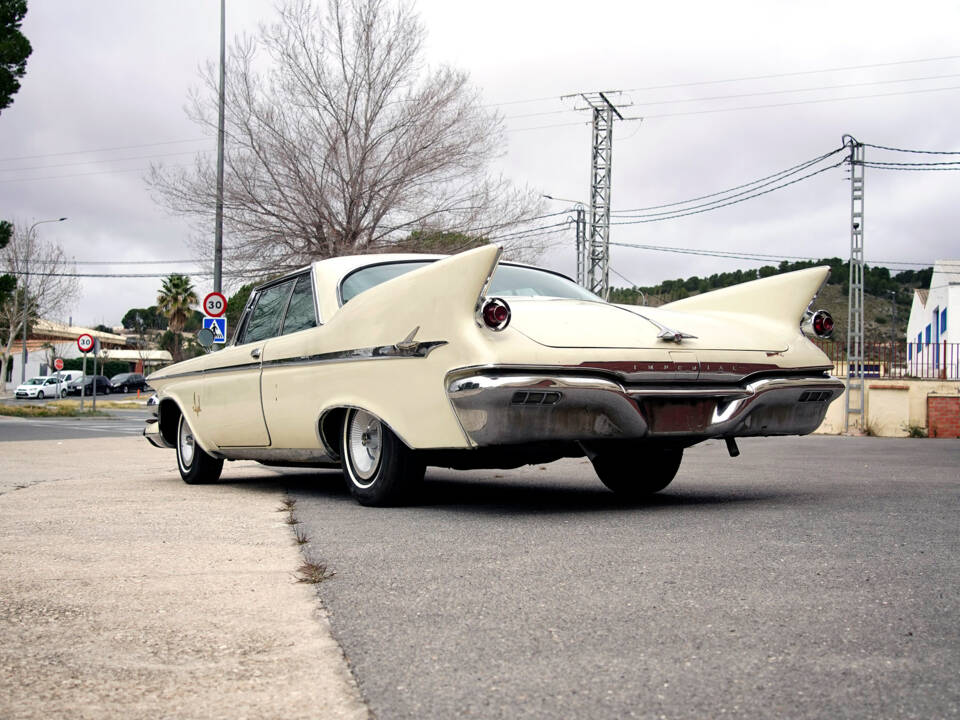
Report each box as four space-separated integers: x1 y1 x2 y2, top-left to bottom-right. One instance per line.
0 409 151 441
281 436 960 720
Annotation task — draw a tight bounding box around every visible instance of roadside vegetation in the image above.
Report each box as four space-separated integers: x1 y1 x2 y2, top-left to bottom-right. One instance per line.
0 403 108 418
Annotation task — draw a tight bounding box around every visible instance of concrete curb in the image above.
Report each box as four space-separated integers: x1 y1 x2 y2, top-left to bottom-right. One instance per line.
0 436 369 720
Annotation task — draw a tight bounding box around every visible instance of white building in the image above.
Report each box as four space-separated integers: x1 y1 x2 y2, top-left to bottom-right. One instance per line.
906 260 959 379
3 319 128 387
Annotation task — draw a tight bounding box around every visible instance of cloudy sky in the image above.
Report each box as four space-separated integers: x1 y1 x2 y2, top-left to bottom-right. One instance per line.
3 0 959 327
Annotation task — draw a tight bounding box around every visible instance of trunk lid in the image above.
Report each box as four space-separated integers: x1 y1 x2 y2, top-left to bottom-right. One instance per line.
506 299 789 353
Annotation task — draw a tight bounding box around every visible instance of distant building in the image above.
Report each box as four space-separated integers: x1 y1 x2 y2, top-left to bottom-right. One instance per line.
5 319 127 383
906 260 959 379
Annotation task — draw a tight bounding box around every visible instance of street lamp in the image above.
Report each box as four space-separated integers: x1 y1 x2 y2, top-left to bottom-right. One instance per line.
21 217 67 382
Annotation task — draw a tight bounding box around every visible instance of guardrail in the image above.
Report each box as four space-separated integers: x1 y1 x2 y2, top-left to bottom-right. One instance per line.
814 340 960 380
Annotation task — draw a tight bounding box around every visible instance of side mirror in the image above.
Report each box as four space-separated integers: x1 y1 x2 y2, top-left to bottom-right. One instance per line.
197 328 214 349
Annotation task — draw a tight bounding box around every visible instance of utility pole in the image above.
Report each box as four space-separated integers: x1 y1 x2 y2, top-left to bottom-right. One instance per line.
888 289 898 371
213 0 226 295
574 205 586 286
563 91 629 299
21 217 67 383
843 135 865 433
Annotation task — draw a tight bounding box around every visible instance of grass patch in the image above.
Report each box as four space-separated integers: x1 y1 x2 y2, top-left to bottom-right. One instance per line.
296 561 335 584
0 403 109 418
293 525 310 545
902 423 928 438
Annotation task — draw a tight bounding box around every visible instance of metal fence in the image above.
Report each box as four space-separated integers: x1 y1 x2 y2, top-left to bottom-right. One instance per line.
814 341 960 380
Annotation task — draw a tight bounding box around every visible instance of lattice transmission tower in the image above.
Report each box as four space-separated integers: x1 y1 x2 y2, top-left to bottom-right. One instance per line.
843 134 866 432
565 92 628 298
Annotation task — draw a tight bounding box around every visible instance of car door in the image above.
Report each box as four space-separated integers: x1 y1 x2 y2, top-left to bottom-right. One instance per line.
259 272 322 449
200 278 297 448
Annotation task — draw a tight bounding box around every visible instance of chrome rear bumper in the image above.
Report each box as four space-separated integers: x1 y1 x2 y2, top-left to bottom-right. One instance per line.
446 371 844 447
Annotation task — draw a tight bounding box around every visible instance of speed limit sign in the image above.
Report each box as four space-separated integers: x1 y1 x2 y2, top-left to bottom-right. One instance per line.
77 333 94 354
203 292 227 318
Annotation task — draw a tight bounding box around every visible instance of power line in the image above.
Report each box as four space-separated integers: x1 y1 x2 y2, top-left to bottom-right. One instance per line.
612 147 845 215
0 149 212 174
622 54 960 93
630 72 960 109
862 163 960 171
0 163 194 185
0 138 208 163
607 240 933 269
610 158 846 224
635 84 960 120
490 54 960 113
861 160 960 167
862 142 960 155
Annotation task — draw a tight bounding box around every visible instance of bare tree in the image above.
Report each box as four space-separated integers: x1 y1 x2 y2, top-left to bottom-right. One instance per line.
0 222 80 391
149 0 544 277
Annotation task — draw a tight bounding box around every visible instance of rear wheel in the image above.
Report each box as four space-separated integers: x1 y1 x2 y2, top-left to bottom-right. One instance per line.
176 414 223 484
592 444 683 497
341 409 424 506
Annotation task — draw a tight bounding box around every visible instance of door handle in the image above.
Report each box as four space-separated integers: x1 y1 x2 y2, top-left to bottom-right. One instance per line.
250 348 261 359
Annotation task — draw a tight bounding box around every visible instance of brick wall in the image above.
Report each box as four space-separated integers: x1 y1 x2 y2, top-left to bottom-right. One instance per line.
927 396 960 438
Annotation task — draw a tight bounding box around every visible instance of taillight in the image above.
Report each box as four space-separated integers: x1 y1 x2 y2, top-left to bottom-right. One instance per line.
810 310 834 338
480 298 511 331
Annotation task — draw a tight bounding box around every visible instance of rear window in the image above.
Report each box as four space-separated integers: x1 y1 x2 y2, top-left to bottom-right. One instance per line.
340 261 598 304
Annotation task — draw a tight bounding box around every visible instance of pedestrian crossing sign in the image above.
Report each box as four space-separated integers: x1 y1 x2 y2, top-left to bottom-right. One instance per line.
203 316 227 344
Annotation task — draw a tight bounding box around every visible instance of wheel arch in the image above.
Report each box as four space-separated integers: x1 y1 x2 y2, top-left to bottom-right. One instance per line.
318 405 416 461
157 398 219 457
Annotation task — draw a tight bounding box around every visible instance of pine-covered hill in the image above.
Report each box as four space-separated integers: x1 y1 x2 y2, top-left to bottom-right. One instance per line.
609 259 929 344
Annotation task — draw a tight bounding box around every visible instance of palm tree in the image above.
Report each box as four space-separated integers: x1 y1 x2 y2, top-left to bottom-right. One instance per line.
157 274 198 362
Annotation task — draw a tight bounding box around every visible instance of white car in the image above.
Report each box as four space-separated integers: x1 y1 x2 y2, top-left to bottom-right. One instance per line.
144 245 842 506
15 375 69 399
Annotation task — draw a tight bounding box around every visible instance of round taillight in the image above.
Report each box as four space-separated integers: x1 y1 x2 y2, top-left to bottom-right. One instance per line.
481 298 511 331
812 310 834 338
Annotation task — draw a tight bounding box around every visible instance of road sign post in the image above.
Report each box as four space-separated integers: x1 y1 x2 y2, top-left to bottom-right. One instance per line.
202 292 228 347
203 292 227 318
202 316 228 344
53 357 64 398
77 334 94 411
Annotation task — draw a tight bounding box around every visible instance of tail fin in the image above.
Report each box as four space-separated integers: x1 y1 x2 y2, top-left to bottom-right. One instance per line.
664 266 830 327
324 244 500 345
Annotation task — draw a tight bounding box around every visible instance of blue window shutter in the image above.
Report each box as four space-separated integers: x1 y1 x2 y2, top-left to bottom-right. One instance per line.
941 308 947 333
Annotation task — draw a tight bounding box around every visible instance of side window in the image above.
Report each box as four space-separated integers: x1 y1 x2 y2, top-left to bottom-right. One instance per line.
281 274 318 335
242 280 294 344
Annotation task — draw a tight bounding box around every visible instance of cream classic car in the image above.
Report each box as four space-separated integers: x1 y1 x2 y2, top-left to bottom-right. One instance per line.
144 244 843 505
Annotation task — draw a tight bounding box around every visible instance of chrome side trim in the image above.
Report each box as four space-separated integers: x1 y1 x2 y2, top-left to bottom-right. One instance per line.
217 447 336 463
446 370 844 446
152 340 448 382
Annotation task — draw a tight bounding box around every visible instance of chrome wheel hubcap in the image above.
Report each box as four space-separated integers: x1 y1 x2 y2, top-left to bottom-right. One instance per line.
179 418 195 467
348 410 381 485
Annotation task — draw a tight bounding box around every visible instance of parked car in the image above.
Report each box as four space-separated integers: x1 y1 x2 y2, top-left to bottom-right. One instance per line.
144 245 843 506
68 375 113 396
15 375 68 399
110 372 150 394
53 370 84 385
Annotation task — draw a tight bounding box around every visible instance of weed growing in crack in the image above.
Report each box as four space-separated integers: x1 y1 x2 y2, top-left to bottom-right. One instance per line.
297 562 335 584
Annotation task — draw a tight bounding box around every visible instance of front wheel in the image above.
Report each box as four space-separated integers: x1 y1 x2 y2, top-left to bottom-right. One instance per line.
592 444 683 497
341 409 424 506
37 390 45 399
176 414 223 485
60 388 67 398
